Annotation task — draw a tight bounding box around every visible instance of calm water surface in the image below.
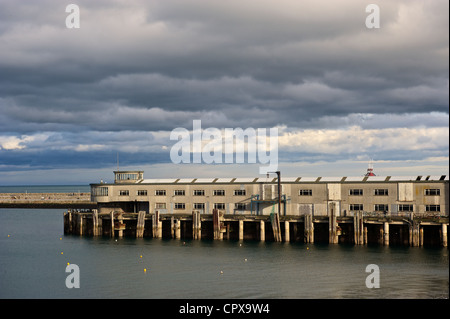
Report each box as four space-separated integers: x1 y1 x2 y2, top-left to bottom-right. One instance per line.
0 208 448 299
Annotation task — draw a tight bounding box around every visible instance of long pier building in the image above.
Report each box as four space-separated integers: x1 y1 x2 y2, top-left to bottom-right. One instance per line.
64 170 449 246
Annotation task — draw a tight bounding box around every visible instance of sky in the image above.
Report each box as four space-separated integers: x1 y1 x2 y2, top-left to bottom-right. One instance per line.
0 0 448 185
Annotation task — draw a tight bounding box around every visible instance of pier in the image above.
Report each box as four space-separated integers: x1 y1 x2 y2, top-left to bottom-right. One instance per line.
0 192 95 209
64 209 449 247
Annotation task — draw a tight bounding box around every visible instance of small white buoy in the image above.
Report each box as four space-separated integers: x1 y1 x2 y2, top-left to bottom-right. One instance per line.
244 258 248 262
220 270 223 275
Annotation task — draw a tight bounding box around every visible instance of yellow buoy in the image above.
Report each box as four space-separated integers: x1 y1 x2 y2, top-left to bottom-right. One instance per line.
8 234 10 237
67 262 70 266
144 268 147 272
61 252 64 255
140 255 143 258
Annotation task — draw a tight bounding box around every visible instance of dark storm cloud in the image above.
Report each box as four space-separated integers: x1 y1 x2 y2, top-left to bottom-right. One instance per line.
0 0 448 181
0 0 447 131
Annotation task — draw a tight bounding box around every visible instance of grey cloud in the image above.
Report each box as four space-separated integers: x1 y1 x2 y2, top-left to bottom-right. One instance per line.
0 0 447 180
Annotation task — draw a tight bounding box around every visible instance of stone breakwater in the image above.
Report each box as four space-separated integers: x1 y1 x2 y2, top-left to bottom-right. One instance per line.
0 193 96 209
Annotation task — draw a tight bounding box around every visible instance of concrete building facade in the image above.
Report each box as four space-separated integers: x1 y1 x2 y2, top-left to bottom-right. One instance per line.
90 171 449 217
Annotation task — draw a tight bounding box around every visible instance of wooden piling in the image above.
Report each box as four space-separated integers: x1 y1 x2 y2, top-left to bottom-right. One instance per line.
260 220 265 241
409 214 421 247
442 224 448 247
353 212 364 245
419 227 424 247
304 213 314 243
270 212 282 242
239 220 244 241
364 226 368 245
136 211 145 238
329 204 338 244
213 209 223 240
192 211 201 240
92 209 99 236
77 213 83 236
383 222 389 246
175 219 181 239
117 213 124 238
110 211 114 238
284 221 290 242
152 211 162 238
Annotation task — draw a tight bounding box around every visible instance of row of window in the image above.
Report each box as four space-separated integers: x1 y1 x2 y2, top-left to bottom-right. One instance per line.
298 189 441 196
152 202 441 212
95 187 441 197
348 204 440 212
155 202 247 210
119 189 247 196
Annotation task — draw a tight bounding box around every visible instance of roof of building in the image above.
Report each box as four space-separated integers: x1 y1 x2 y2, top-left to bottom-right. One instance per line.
133 175 448 184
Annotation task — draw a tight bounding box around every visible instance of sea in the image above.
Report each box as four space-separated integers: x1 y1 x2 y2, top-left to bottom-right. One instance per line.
0 186 448 303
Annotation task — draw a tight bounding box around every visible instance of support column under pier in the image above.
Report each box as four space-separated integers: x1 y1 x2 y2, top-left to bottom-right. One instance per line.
304 213 314 244
353 212 365 245
239 220 244 241
442 224 448 247
260 220 265 242
152 211 162 238
192 211 201 240
329 207 338 244
284 221 290 242
383 222 389 246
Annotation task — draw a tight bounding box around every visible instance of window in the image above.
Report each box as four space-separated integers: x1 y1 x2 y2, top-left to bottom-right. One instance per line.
214 203 225 210
174 190 185 196
92 187 108 196
193 203 205 210
213 190 225 196
374 189 388 196
119 190 129 196
193 190 205 196
398 204 413 212
349 204 363 211
137 190 147 196
234 189 246 196
299 189 312 196
425 189 440 196
374 204 389 212
426 205 440 212
235 203 246 210
349 189 363 196
174 203 185 210
155 203 166 209
155 190 166 196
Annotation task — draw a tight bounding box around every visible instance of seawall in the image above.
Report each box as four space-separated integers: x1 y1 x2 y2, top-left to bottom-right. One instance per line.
0 193 96 209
